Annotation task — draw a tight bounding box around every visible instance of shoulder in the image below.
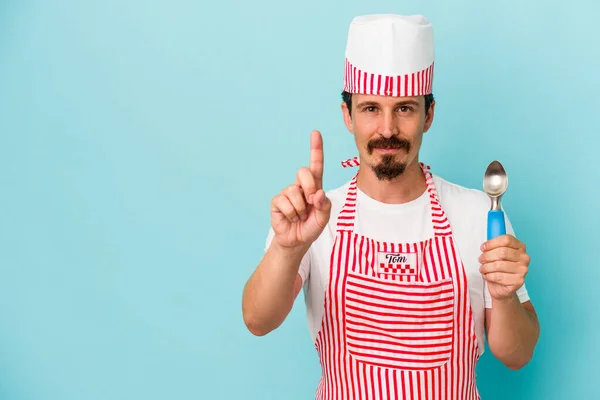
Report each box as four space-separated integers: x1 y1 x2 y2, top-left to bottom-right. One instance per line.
432 174 490 220
429 173 504 239
324 180 351 201
323 180 353 216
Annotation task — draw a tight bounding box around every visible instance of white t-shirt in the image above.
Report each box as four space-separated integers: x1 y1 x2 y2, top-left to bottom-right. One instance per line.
265 173 530 356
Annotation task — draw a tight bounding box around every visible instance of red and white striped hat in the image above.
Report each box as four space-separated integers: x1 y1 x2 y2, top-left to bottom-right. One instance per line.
343 14 434 97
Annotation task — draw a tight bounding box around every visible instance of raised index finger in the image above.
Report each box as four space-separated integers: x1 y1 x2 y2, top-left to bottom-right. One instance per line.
310 130 324 189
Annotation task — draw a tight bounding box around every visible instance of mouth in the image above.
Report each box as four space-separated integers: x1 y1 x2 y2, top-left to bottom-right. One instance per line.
373 147 404 154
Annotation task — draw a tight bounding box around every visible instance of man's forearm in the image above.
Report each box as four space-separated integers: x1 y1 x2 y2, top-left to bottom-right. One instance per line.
486 294 540 370
242 241 308 336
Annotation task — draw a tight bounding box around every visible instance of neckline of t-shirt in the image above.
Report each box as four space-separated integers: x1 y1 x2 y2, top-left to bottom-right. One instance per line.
353 183 431 213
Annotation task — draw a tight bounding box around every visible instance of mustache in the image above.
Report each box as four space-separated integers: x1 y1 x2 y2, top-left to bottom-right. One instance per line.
367 136 411 153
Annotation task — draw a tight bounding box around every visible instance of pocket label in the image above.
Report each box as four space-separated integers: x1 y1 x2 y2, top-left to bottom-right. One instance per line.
376 251 418 276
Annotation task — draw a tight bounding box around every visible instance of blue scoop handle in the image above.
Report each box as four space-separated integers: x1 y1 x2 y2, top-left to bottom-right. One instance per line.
487 210 506 240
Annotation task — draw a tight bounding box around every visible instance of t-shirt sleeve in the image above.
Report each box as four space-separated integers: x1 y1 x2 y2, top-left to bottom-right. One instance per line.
264 228 311 283
483 212 531 308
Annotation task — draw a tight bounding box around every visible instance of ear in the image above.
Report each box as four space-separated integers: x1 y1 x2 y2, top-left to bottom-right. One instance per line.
341 102 354 134
423 100 436 133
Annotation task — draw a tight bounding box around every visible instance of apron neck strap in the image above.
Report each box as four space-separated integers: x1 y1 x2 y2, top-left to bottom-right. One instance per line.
335 158 450 237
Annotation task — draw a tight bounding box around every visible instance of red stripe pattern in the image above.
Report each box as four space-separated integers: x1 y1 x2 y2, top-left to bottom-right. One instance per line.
341 157 360 168
343 58 434 96
314 162 480 399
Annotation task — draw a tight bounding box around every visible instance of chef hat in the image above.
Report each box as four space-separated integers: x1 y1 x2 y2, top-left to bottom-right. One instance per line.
343 14 434 97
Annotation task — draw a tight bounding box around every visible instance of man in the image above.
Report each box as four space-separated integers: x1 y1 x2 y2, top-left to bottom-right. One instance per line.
242 13 540 399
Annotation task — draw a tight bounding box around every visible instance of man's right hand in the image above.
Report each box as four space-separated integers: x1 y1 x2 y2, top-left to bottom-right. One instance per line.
270 130 332 249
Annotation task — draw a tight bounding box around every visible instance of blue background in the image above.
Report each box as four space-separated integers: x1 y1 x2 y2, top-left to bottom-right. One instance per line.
1 0 598 399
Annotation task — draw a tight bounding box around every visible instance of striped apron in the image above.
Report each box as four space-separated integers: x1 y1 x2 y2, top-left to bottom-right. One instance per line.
314 159 480 399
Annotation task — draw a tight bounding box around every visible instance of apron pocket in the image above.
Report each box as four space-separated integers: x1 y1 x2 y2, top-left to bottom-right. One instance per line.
344 271 454 371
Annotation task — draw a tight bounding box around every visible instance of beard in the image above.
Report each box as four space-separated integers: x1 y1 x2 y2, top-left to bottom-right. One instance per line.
367 136 411 181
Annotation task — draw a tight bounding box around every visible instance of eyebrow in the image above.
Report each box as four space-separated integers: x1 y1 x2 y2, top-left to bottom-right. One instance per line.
356 99 421 108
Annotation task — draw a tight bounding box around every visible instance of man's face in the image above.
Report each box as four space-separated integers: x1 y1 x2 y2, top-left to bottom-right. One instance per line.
341 93 435 181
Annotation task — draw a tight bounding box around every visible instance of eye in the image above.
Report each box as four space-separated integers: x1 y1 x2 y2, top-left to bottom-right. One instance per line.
365 106 377 112
398 106 412 113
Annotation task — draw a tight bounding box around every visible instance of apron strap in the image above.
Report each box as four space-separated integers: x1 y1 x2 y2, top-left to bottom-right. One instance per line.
341 156 360 168
336 156 451 237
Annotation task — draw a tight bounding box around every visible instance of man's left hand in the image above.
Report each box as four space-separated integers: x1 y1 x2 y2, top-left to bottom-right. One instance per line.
479 234 530 301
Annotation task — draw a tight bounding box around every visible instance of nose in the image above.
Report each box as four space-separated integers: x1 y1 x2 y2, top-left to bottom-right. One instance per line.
379 111 398 138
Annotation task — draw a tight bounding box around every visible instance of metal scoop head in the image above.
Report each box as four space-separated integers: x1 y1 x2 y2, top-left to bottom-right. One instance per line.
483 160 508 210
